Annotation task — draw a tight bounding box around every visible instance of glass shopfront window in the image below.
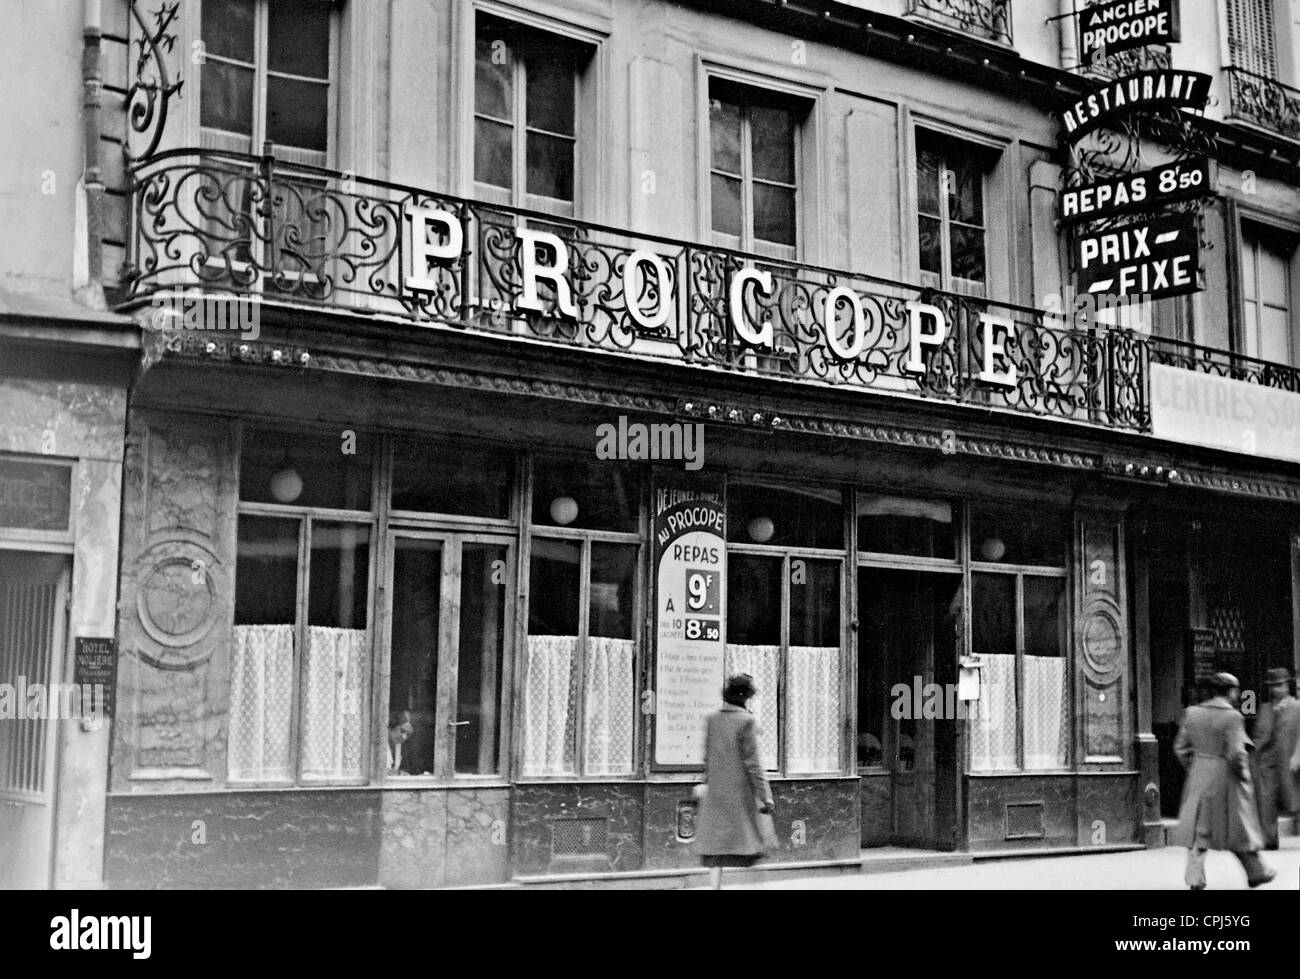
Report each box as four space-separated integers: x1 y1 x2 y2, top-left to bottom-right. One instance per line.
969 504 1071 772
522 458 642 777
726 480 844 775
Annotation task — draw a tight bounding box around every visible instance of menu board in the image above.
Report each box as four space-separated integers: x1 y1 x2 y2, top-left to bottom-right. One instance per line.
652 482 726 768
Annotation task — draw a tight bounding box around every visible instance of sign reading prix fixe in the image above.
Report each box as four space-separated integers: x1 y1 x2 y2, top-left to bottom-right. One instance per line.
1079 0 1180 64
1076 211 1199 301
1061 156 1210 226
652 483 726 768
1060 70 1211 143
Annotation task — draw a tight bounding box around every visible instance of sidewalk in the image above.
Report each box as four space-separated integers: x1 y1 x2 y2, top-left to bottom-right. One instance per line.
715 836 1300 890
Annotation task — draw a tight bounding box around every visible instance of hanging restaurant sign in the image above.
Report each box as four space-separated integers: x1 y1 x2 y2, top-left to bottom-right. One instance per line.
1060 155 1210 226
1078 0 1180 64
1059 70 1211 143
1076 211 1199 301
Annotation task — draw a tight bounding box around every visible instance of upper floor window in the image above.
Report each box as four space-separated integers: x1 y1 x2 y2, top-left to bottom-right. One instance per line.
1240 225 1295 365
200 0 336 165
916 130 990 296
1227 0 1278 78
709 83 801 259
474 16 588 216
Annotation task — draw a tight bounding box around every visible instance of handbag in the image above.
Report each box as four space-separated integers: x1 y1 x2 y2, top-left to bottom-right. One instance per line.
756 808 778 852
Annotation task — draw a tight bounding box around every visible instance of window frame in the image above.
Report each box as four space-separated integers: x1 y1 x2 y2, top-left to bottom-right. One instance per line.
726 542 848 776
472 19 581 215
459 3 608 220
914 128 991 296
697 59 828 266
521 523 645 781
1237 222 1297 366
230 509 378 788
707 89 802 257
197 0 340 167
968 562 1072 774
379 528 517 785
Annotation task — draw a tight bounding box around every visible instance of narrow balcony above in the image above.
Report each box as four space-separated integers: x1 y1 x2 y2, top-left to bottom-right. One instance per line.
118 149 1300 441
1224 65 1300 140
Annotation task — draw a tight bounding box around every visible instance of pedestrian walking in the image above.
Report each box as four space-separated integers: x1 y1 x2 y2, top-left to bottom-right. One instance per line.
1171 672 1276 889
1254 666 1300 849
695 673 776 890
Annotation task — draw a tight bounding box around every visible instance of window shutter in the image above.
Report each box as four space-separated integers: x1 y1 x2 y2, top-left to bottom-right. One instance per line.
1226 0 1277 78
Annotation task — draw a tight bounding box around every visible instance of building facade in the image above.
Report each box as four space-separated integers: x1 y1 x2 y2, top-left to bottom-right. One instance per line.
3 0 1300 887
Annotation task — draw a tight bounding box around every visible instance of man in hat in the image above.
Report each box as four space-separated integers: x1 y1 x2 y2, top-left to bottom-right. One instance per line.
1254 666 1300 848
1171 672 1275 889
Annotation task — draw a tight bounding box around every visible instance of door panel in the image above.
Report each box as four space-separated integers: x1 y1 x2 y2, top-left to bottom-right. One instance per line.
858 567 961 850
385 534 513 780
0 551 69 889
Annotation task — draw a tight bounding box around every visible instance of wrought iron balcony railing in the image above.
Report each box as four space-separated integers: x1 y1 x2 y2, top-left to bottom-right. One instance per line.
905 0 1012 45
118 149 1296 436
1224 65 1300 140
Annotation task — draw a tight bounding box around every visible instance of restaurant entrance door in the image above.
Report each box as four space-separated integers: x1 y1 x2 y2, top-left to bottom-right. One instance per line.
858 567 961 850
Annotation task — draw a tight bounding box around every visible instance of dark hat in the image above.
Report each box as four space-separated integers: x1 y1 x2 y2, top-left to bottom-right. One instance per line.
723 673 757 705
1265 667 1293 686
1209 672 1240 691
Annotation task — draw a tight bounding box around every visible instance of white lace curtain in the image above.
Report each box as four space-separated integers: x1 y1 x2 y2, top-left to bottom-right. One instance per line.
521 635 636 776
229 624 294 782
969 653 1069 771
583 636 635 775
1024 654 1067 770
971 652 1017 771
229 624 366 782
301 626 367 779
787 645 840 773
522 635 577 775
724 644 779 769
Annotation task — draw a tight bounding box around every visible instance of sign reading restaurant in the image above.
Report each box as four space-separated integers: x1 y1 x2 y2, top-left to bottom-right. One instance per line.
402 206 1025 388
1059 70 1212 142
1078 0 1180 63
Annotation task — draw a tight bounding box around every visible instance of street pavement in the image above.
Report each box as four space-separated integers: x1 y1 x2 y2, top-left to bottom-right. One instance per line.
716 835 1300 890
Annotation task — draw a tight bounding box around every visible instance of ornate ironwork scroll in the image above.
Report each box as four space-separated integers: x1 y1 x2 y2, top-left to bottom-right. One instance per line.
1224 66 1300 140
906 0 1012 45
118 149 1296 435
125 0 183 161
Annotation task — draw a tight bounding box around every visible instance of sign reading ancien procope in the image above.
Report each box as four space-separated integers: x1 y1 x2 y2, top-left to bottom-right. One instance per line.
653 483 725 767
1079 0 1180 63
1076 211 1200 301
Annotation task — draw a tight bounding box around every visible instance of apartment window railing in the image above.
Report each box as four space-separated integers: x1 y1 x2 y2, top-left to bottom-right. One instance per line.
1224 65 1300 139
117 148 1295 437
906 0 1012 45
1149 335 1300 393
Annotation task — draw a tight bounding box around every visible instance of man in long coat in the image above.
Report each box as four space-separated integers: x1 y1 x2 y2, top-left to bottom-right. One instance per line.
1171 673 1275 889
1254 666 1300 849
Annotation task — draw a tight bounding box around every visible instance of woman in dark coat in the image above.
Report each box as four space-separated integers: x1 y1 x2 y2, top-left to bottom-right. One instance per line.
695 673 775 889
1170 672 1275 889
